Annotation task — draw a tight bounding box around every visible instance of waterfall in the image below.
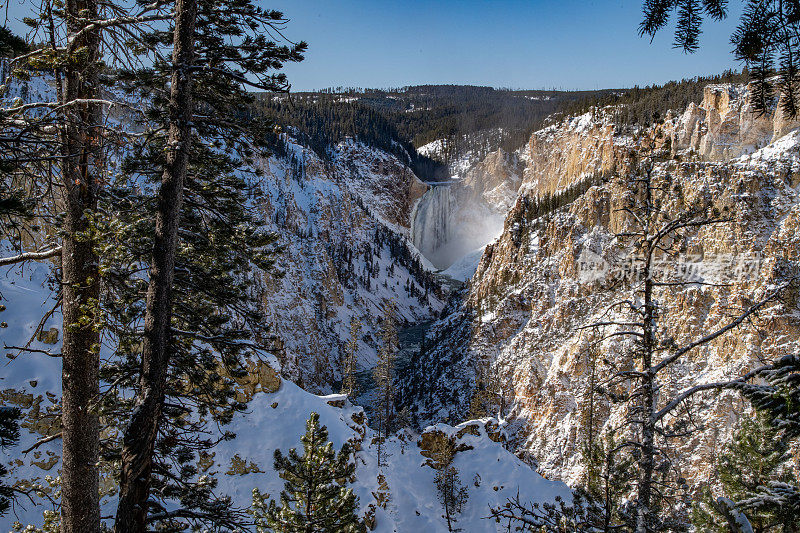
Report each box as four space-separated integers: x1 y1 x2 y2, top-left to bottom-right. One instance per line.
410 185 458 269
410 184 505 271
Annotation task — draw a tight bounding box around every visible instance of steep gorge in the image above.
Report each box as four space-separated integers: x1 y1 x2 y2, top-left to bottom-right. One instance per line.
401 82 800 491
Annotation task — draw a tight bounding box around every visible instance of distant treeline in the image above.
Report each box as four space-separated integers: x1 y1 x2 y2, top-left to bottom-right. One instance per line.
254 95 449 181
254 73 748 179
507 170 612 246
255 86 618 177
561 70 749 127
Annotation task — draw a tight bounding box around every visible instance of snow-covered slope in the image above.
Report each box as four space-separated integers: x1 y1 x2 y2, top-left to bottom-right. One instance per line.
253 137 445 390
0 264 571 530
214 380 571 533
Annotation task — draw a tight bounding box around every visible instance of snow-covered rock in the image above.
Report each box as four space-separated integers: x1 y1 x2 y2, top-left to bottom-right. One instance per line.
403 85 800 494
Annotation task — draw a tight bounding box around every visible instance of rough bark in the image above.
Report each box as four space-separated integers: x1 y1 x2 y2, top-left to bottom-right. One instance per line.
59 0 102 531
114 0 196 530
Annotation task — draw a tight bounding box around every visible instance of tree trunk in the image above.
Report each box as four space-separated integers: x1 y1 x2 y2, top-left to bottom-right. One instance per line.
60 0 102 531
635 169 656 533
114 0 196 530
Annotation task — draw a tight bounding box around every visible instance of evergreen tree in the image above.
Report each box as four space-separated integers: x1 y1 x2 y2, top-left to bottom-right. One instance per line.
114 1 199 529
692 413 799 532
108 1 305 530
252 412 362 533
421 431 469 532
2 3 180 529
739 353 800 440
581 431 636 531
373 299 398 466
101 140 287 530
724 352 800 530
341 317 362 396
0 406 21 517
0 27 27 57
435 466 468 532
639 0 800 117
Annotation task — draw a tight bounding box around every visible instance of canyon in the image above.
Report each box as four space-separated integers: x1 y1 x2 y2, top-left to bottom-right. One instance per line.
401 82 800 494
2 73 799 531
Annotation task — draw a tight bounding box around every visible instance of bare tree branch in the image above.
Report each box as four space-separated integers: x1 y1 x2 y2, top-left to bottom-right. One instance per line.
0 246 62 267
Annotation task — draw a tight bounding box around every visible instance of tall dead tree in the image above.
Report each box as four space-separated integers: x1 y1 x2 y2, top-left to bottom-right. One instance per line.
583 134 790 532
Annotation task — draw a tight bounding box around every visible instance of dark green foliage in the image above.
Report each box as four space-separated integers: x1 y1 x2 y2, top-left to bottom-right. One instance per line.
581 432 637 532
731 1 800 118
0 27 28 57
561 70 748 128
640 0 729 52
358 85 616 156
255 96 448 180
256 86 620 179
640 0 800 118
0 406 21 517
252 412 362 533
99 140 280 530
509 170 611 245
723 354 800 530
739 354 800 439
692 413 799 532
97 1 304 529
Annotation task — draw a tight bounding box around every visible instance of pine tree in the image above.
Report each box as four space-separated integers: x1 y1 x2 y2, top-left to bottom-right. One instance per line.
423 432 469 532
2 3 178 530
0 27 27 57
101 140 287 530
581 431 636 531
435 466 468 532
639 0 800 117
373 299 398 466
114 1 198 529
341 317 362 396
252 412 362 533
724 352 800 530
692 413 799 532
47 2 104 529
109 2 305 530
739 353 800 440
0 406 21 517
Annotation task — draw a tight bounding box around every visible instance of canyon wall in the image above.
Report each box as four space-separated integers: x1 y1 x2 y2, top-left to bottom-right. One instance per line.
403 84 800 490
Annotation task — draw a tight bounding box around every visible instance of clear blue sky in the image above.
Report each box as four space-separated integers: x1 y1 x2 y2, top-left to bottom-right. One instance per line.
267 0 744 91
3 0 744 92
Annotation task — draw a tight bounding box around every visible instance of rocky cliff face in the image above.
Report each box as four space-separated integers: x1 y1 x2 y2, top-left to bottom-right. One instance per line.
402 85 800 490
665 83 800 161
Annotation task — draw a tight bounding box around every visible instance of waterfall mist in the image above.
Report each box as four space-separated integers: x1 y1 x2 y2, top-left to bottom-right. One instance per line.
410 184 505 270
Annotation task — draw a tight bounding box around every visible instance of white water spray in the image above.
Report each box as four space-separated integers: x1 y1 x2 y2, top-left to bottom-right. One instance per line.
410 184 505 270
